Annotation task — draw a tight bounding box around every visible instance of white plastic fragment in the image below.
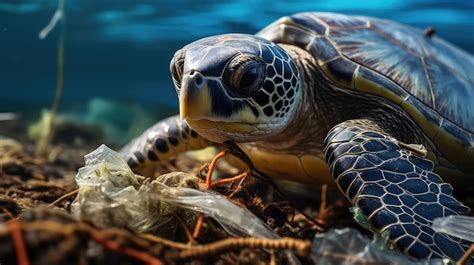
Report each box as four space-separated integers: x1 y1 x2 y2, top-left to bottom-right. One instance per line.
310 228 449 265
38 0 64 39
153 184 279 239
78 144 142 188
432 215 474 242
72 144 278 240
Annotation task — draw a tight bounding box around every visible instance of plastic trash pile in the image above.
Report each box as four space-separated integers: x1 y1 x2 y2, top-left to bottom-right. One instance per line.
71 145 465 265
71 144 278 239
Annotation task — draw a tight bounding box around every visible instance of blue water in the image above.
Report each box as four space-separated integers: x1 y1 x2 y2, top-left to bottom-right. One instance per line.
1 0 473 114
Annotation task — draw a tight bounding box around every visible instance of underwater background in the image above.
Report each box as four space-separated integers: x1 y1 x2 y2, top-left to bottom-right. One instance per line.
1 0 473 144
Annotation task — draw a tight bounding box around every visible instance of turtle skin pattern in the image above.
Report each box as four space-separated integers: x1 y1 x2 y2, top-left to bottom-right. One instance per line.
122 115 210 171
324 119 472 260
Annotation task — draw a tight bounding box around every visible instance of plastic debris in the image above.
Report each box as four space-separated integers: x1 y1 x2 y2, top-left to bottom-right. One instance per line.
432 215 474 242
72 144 197 233
310 228 449 265
154 184 279 239
38 0 64 39
72 144 278 239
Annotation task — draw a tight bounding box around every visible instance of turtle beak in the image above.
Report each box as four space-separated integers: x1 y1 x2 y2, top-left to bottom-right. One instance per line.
179 70 212 120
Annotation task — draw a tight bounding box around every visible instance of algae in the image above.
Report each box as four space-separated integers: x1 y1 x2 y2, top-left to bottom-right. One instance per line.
35 0 66 156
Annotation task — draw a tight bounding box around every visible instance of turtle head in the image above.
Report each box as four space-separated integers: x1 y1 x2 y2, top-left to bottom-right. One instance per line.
170 34 302 143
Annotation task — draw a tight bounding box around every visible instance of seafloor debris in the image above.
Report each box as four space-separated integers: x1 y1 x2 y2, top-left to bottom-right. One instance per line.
71 145 282 239
310 228 450 265
0 207 314 265
0 138 472 265
432 215 474 242
0 141 319 264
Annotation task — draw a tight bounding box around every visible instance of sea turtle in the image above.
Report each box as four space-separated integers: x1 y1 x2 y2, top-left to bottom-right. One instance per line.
121 12 474 261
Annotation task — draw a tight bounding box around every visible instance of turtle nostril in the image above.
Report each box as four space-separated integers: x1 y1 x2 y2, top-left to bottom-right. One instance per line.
189 70 205 88
195 75 204 87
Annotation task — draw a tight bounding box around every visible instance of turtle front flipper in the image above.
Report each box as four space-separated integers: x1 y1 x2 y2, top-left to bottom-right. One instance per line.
121 115 211 175
324 119 472 261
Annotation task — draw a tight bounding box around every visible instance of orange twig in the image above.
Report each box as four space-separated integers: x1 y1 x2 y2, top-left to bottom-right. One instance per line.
320 184 328 211
140 233 189 249
315 184 332 225
173 213 197 244
192 212 204 239
49 189 79 207
90 231 163 265
2 207 14 220
228 175 247 199
8 219 30 265
457 244 474 265
211 171 249 188
226 197 247 208
206 150 227 188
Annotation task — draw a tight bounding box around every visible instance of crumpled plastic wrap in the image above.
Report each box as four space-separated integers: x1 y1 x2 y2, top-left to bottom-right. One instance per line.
310 228 449 265
71 145 190 233
153 184 279 239
72 145 457 264
72 144 278 239
432 215 474 242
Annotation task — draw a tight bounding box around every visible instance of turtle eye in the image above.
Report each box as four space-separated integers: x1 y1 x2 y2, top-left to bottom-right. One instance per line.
239 62 261 89
224 55 264 97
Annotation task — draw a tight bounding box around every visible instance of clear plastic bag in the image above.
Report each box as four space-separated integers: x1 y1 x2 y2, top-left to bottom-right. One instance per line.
432 215 474 242
72 145 197 232
72 144 278 239
310 228 450 265
150 183 279 239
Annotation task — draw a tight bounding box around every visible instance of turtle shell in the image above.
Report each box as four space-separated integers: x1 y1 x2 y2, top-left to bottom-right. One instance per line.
258 12 474 174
